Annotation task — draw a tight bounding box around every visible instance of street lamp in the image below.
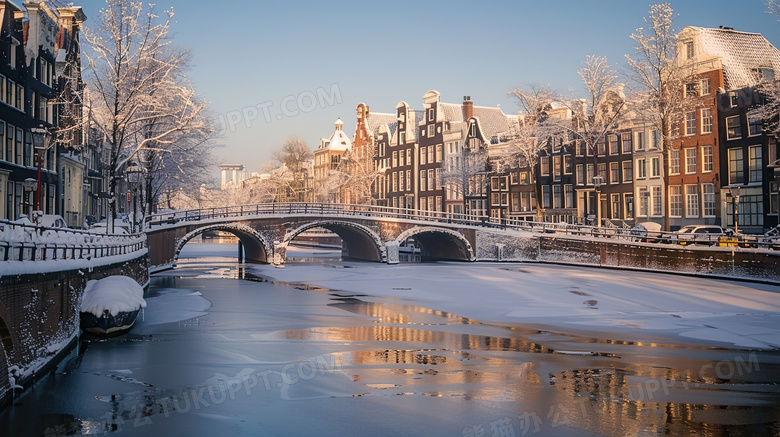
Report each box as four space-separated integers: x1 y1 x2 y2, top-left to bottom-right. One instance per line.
726 186 741 234
125 163 145 233
30 126 52 212
22 178 38 219
592 175 604 227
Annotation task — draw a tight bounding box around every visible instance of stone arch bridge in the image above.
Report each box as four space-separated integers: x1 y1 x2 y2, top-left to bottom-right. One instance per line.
145 203 507 270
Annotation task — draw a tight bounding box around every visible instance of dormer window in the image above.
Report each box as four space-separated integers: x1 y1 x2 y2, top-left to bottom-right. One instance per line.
753 66 775 81
685 41 694 59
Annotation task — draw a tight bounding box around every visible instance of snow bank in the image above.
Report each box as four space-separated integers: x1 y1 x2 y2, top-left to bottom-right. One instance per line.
81 275 147 317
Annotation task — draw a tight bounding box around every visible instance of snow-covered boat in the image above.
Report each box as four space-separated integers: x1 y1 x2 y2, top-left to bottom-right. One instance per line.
80 276 147 336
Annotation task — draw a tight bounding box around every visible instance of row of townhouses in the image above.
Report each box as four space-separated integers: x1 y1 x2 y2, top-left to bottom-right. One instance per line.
0 1 111 227
314 26 780 234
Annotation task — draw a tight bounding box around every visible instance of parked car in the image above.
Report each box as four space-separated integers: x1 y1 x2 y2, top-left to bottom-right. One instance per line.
670 225 726 245
630 221 666 243
37 214 68 229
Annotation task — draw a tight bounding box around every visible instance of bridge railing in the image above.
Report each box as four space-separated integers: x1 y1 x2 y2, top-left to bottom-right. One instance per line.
0 219 147 263
143 202 780 250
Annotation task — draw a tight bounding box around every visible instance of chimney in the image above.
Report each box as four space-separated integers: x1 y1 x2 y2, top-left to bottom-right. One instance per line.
463 96 473 120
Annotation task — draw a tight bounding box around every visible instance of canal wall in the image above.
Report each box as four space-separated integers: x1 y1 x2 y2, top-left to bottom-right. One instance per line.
0 251 149 408
475 229 780 284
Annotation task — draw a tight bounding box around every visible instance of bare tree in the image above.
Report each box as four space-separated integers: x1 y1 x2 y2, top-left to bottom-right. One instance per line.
268 137 313 202
625 3 699 230
752 1 780 136
505 85 566 185
439 145 488 215
83 0 212 232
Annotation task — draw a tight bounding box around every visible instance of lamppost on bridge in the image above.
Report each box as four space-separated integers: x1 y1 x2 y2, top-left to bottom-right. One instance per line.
726 186 741 234
30 125 53 214
592 175 604 227
22 178 38 219
125 163 145 234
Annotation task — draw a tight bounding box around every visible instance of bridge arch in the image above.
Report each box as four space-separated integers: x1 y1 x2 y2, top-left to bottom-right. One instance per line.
174 223 274 266
396 227 475 262
284 221 386 263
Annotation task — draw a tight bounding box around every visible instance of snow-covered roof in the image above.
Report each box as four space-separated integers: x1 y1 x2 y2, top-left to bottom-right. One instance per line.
472 106 519 141
692 26 780 90
367 112 397 138
320 118 352 151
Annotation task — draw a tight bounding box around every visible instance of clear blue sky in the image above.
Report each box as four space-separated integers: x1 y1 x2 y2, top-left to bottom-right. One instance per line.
83 0 780 177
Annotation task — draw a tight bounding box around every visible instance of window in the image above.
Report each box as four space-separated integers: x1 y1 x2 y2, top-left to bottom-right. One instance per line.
420 170 427 191
420 147 426 165
652 186 663 216
5 123 13 162
748 118 763 136
407 170 412 191
729 92 739 108
728 148 744 184
669 149 680 175
669 186 682 217
649 157 660 177
542 186 551 208
553 156 561 181
636 131 645 151
622 161 633 182
625 194 634 219
685 83 697 97
427 169 434 191
399 170 404 191
565 185 574 209
392 172 398 192
700 78 711 95
770 182 779 216
749 145 762 183
428 108 434 121
392 151 398 167
14 128 21 165
701 108 713 134
610 162 620 184
685 148 697 174
685 185 699 217
609 135 619 155
639 188 649 217
491 177 500 191
427 146 434 163
400 149 406 166
702 145 713 173
597 163 607 180
621 133 632 154
563 155 573 174
553 185 562 209
510 172 518 185
685 41 694 59
651 130 660 149
636 158 647 179
702 183 716 217
576 140 584 156
597 140 606 156
726 116 742 140
491 193 500 206
540 156 549 176
685 111 696 135
728 195 764 227
577 164 585 185
586 164 594 184
436 144 442 162
428 124 435 138
611 194 620 219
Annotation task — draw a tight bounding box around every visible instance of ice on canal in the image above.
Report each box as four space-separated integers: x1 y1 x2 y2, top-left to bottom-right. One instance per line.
1 243 779 437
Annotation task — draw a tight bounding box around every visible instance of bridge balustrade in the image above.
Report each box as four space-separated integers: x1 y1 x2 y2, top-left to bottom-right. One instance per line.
143 202 780 251
0 220 147 263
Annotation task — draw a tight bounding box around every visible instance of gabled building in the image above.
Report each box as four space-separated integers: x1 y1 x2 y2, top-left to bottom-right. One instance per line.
314 118 351 202
385 101 422 210
352 103 395 206
679 26 780 233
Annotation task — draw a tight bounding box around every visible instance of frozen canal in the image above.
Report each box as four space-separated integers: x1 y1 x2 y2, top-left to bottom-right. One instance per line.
2 241 780 436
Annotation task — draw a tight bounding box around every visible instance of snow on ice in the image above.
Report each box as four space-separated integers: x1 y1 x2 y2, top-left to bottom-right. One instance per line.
251 261 780 350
